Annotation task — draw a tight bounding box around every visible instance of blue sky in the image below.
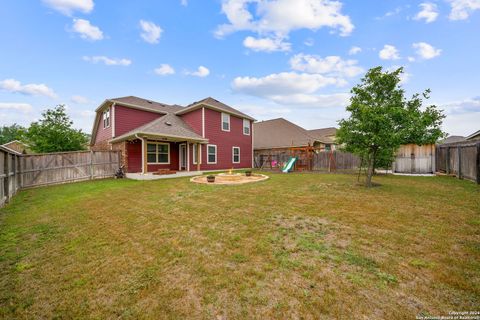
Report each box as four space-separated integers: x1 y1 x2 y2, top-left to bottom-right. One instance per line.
0 0 479 136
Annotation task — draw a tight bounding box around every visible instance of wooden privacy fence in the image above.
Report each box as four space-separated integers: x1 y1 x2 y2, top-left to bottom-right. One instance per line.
0 149 121 207
393 144 435 174
0 147 21 208
436 141 480 184
255 150 361 171
312 151 361 171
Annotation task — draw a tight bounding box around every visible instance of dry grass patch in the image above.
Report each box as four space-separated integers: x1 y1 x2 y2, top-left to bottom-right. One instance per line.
0 173 479 319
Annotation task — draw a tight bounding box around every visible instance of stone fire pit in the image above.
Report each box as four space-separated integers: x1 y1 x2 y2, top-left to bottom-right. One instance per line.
190 172 269 185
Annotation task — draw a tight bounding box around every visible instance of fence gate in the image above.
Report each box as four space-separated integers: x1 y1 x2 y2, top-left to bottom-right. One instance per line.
394 144 435 174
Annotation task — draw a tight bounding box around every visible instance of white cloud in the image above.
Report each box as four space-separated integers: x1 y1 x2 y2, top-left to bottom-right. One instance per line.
414 3 439 23
237 103 292 118
290 54 363 78
407 56 416 62
379 44 400 60
0 103 33 113
72 19 103 41
348 46 361 55
0 79 57 98
82 56 132 66
71 95 90 104
42 0 93 16
232 72 349 108
448 0 480 20
441 97 480 135
139 20 162 44
181 0 188 6
154 64 175 76
375 6 403 20
243 36 291 52
233 72 343 96
413 42 441 59
442 97 480 115
215 0 354 50
186 66 210 77
304 38 315 46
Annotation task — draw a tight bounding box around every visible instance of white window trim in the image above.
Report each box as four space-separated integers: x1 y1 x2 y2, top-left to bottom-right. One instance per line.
243 119 250 136
193 144 202 165
232 146 240 164
103 108 110 129
146 141 170 164
221 112 230 132
207 144 217 164
179 143 186 170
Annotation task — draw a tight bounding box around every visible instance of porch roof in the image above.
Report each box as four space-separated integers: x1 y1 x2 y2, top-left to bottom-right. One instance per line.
111 113 208 143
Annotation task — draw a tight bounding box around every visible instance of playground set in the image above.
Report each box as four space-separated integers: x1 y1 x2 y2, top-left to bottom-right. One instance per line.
259 144 337 173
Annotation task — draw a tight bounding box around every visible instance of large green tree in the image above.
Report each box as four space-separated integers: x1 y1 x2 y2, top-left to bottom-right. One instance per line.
336 67 445 187
25 105 89 153
0 124 26 145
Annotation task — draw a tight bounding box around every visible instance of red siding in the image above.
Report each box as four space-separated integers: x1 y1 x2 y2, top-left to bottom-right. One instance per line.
126 140 142 173
114 105 162 137
94 106 112 145
189 108 252 170
180 108 203 136
126 140 180 173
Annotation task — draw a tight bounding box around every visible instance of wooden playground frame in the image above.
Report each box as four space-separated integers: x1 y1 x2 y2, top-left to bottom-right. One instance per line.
258 144 337 172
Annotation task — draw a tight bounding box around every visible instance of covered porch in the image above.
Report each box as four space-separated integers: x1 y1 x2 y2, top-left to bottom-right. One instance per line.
109 112 209 174
124 135 207 174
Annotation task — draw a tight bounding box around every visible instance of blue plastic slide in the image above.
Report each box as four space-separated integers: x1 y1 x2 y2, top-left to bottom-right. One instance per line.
282 157 297 173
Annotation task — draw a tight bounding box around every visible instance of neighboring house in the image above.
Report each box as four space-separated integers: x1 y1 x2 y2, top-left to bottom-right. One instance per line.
439 135 466 144
307 127 337 150
1 140 30 154
253 118 337 167
253 118 336 152
90 96 254 173
466 130 480 141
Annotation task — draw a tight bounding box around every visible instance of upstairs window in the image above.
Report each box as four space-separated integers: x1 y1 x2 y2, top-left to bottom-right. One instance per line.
207 144 217 164
243 119 250 135
103 108 110 128
147 142 169 164
232 147 240 163
221 113 230 131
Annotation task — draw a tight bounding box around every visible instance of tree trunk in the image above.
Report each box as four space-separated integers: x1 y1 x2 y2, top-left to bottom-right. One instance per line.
365 150 376 188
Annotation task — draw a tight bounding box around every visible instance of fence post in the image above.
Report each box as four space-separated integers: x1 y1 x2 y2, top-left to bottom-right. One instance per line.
476 142 480 184
90 150 94 180
4 152 10 203
445 147 450 175
457 146 462 179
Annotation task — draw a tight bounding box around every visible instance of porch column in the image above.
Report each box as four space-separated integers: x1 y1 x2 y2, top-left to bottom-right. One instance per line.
196 143 201 171
142 138 147 174
187 142 190 172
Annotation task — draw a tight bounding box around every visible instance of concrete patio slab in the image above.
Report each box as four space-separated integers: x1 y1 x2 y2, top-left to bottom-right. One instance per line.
126 171 202 180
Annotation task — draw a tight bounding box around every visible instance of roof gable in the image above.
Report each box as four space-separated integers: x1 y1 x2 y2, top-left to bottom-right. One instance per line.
176 97 255 120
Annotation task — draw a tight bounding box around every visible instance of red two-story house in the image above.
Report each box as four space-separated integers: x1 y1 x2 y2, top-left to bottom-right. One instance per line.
90 96 255 173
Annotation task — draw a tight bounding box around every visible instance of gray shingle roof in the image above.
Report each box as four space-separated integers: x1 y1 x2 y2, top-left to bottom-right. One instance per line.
439 135 466 144
308 127 337 138
110 96 184 114
112 113 206 142
253 118 331 149
177 97 255 120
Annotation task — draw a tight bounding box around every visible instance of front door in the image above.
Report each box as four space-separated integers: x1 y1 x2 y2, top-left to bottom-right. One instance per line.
179 144 187 171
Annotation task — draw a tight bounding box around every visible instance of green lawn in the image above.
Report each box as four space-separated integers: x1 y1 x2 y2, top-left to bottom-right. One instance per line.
0 173 479 319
